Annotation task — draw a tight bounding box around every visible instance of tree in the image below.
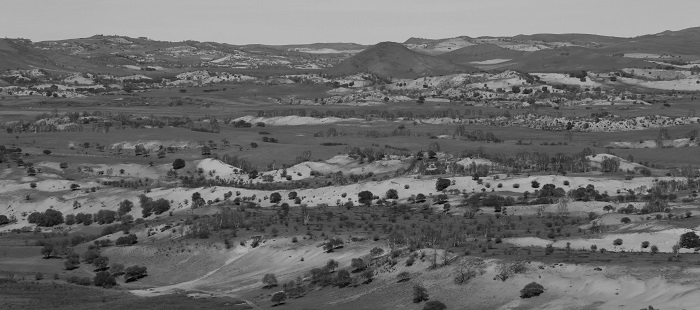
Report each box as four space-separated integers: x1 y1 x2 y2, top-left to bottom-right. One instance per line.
358 191 374 206
336 269 351 287
423 300 447 310
93 256 109 271
41 244 54 259
601 157 621 172
386 189 398 200
118 200 133 217
70 183 80 191
201 145 211 156
43 149 52 155
397 271 411 282
262 273 278 288
435 178 451 191
110 263 125 276
64 252 80 270
370 247 384 262
83 249 101 264
361 269 374 283
271 291 287 306
270 192 282 203
613 238 623 246
620 217 631 224
520 282 544 298
0 215 9 225
326 259 339 272
679 231 700 249
94 271 116 288
351 257 366 271
116 234 138 246
413 284 429 303
124 265 147 282
172 158 186 170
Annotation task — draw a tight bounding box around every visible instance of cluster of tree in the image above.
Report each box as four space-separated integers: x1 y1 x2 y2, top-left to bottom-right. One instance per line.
27 209 64 227
139 194 170 217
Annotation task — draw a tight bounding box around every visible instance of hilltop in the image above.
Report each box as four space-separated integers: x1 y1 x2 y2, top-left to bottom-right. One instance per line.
327 41 477 78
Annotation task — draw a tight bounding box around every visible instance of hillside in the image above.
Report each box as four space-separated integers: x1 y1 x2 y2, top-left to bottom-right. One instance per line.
437 43 526 64
506 46 652 72
327 41 477 78
602 27 700 57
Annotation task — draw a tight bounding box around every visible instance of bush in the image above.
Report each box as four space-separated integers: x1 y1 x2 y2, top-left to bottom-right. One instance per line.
642 241 650 249
520 282 544 298
531 180 540 188
270 192 282 203
620 217 631 224
423 300 447 310
651 245 659 254
413 284 429 303
613 238 623 246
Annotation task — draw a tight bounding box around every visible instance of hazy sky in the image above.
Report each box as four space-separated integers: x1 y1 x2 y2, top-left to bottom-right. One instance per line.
2 0 700 45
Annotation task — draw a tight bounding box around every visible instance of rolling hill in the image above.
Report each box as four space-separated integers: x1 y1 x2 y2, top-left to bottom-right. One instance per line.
438 43 526 64
505 46 652 72
327 41 477 78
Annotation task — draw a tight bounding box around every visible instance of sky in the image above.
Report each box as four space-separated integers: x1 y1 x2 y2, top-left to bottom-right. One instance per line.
2 0 700 45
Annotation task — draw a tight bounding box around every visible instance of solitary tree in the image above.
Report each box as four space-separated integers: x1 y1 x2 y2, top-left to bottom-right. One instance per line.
679 231 700 249
358 191 374 206
262 273 278 288
413 284 429 303
326 259 339 272
271 291 287 306
172 158 186 170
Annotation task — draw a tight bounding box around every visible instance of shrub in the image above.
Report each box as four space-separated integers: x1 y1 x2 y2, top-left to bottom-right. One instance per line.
651 245 659 254
531 180 540 188
641 241 650 249
620 217 631 224
520 282 544 298
613 238 623 246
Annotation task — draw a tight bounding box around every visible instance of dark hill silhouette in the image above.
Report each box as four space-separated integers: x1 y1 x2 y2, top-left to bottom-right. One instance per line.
328 41 477 78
